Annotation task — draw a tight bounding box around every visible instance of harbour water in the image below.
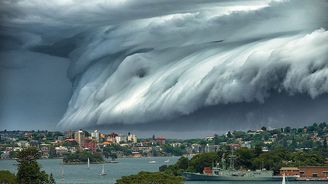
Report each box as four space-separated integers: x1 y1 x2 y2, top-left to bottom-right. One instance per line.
0 157 324 184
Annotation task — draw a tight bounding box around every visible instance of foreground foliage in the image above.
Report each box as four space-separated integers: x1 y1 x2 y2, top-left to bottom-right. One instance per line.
115 171 183 184
0 170 16 184
16 147 55 184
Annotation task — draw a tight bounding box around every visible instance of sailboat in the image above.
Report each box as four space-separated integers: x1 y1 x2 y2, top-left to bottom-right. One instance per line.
99 164 107 176
282 173 286 184
87 157 90 169
61 164 64 181
164 159 170 163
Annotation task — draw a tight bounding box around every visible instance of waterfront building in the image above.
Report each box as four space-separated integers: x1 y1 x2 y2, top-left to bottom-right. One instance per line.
40 144 50 158
55 146 69 156
299 166 328 179
280 166 328 179
131 151 142 158
279 167 300 176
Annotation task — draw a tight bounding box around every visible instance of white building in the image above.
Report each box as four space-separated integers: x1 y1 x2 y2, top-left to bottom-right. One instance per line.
115 134 127 143
55 146 69 155
127 133 137 143
91 130 100 142
17 141 30 148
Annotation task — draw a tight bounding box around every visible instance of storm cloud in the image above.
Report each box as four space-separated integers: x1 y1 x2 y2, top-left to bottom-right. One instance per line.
0 0 327 133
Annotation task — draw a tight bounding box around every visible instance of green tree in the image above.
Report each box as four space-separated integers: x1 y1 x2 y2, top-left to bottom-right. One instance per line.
254 144 263 156
16 147 55 184
188 152 219 173
235 148 255 169
116 171 183 184
176 156 189 170
109 152 118 160
213 134 220 145
0 170 16 184
49 174 55 184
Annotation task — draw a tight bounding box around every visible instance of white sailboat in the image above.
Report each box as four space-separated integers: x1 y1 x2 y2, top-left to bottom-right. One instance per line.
87 157 90 169
282 173 286 184
61 164 64 181
99 164 107 176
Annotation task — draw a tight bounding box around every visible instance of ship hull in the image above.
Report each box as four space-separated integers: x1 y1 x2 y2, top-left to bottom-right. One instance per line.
183 172 298 181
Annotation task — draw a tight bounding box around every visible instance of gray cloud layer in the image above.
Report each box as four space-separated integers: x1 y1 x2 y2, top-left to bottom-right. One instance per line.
0 0 327 132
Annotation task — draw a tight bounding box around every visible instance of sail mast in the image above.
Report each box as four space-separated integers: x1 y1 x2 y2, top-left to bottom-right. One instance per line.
61 164 64 181
282 173 286 184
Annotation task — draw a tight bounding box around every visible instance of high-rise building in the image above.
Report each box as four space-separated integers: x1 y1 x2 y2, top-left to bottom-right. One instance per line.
91 130 100 142
74 130 85 147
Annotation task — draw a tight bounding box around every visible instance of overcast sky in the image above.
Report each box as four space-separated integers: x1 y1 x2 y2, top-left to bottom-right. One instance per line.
0 0 327 138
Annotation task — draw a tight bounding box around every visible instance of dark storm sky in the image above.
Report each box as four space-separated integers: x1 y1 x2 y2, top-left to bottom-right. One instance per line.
0 0 328 138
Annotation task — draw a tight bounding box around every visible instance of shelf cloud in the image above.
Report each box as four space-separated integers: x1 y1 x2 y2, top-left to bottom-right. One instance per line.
1 0 327 133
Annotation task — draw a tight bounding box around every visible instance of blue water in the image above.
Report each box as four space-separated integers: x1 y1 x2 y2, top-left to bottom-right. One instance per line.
0 158 324 184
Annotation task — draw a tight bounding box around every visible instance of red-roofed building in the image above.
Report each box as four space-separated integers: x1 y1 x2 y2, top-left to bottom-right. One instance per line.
83 138 97 152
155 136 166 145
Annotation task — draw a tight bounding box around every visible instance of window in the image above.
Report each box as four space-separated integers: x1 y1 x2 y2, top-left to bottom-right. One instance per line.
312 173 318 177
323 171 328 177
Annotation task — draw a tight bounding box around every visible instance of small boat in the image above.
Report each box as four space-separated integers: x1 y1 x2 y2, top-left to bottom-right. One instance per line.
87 157 90 169
99 164 107 176
282 173 286 184
61 164 64 181
148 160 156 164
108 160 119 163
164 159 170 163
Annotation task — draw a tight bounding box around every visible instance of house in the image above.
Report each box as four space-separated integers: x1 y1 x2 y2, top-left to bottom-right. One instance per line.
131 151 142 158
55 146 68 156
17 141 30 148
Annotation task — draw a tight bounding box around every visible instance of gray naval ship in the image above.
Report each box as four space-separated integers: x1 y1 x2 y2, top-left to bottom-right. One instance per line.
183 153 299 181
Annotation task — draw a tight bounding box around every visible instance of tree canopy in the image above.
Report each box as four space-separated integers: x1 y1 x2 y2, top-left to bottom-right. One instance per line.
16 147 55 184
0 170 16 184
115 171 183 184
